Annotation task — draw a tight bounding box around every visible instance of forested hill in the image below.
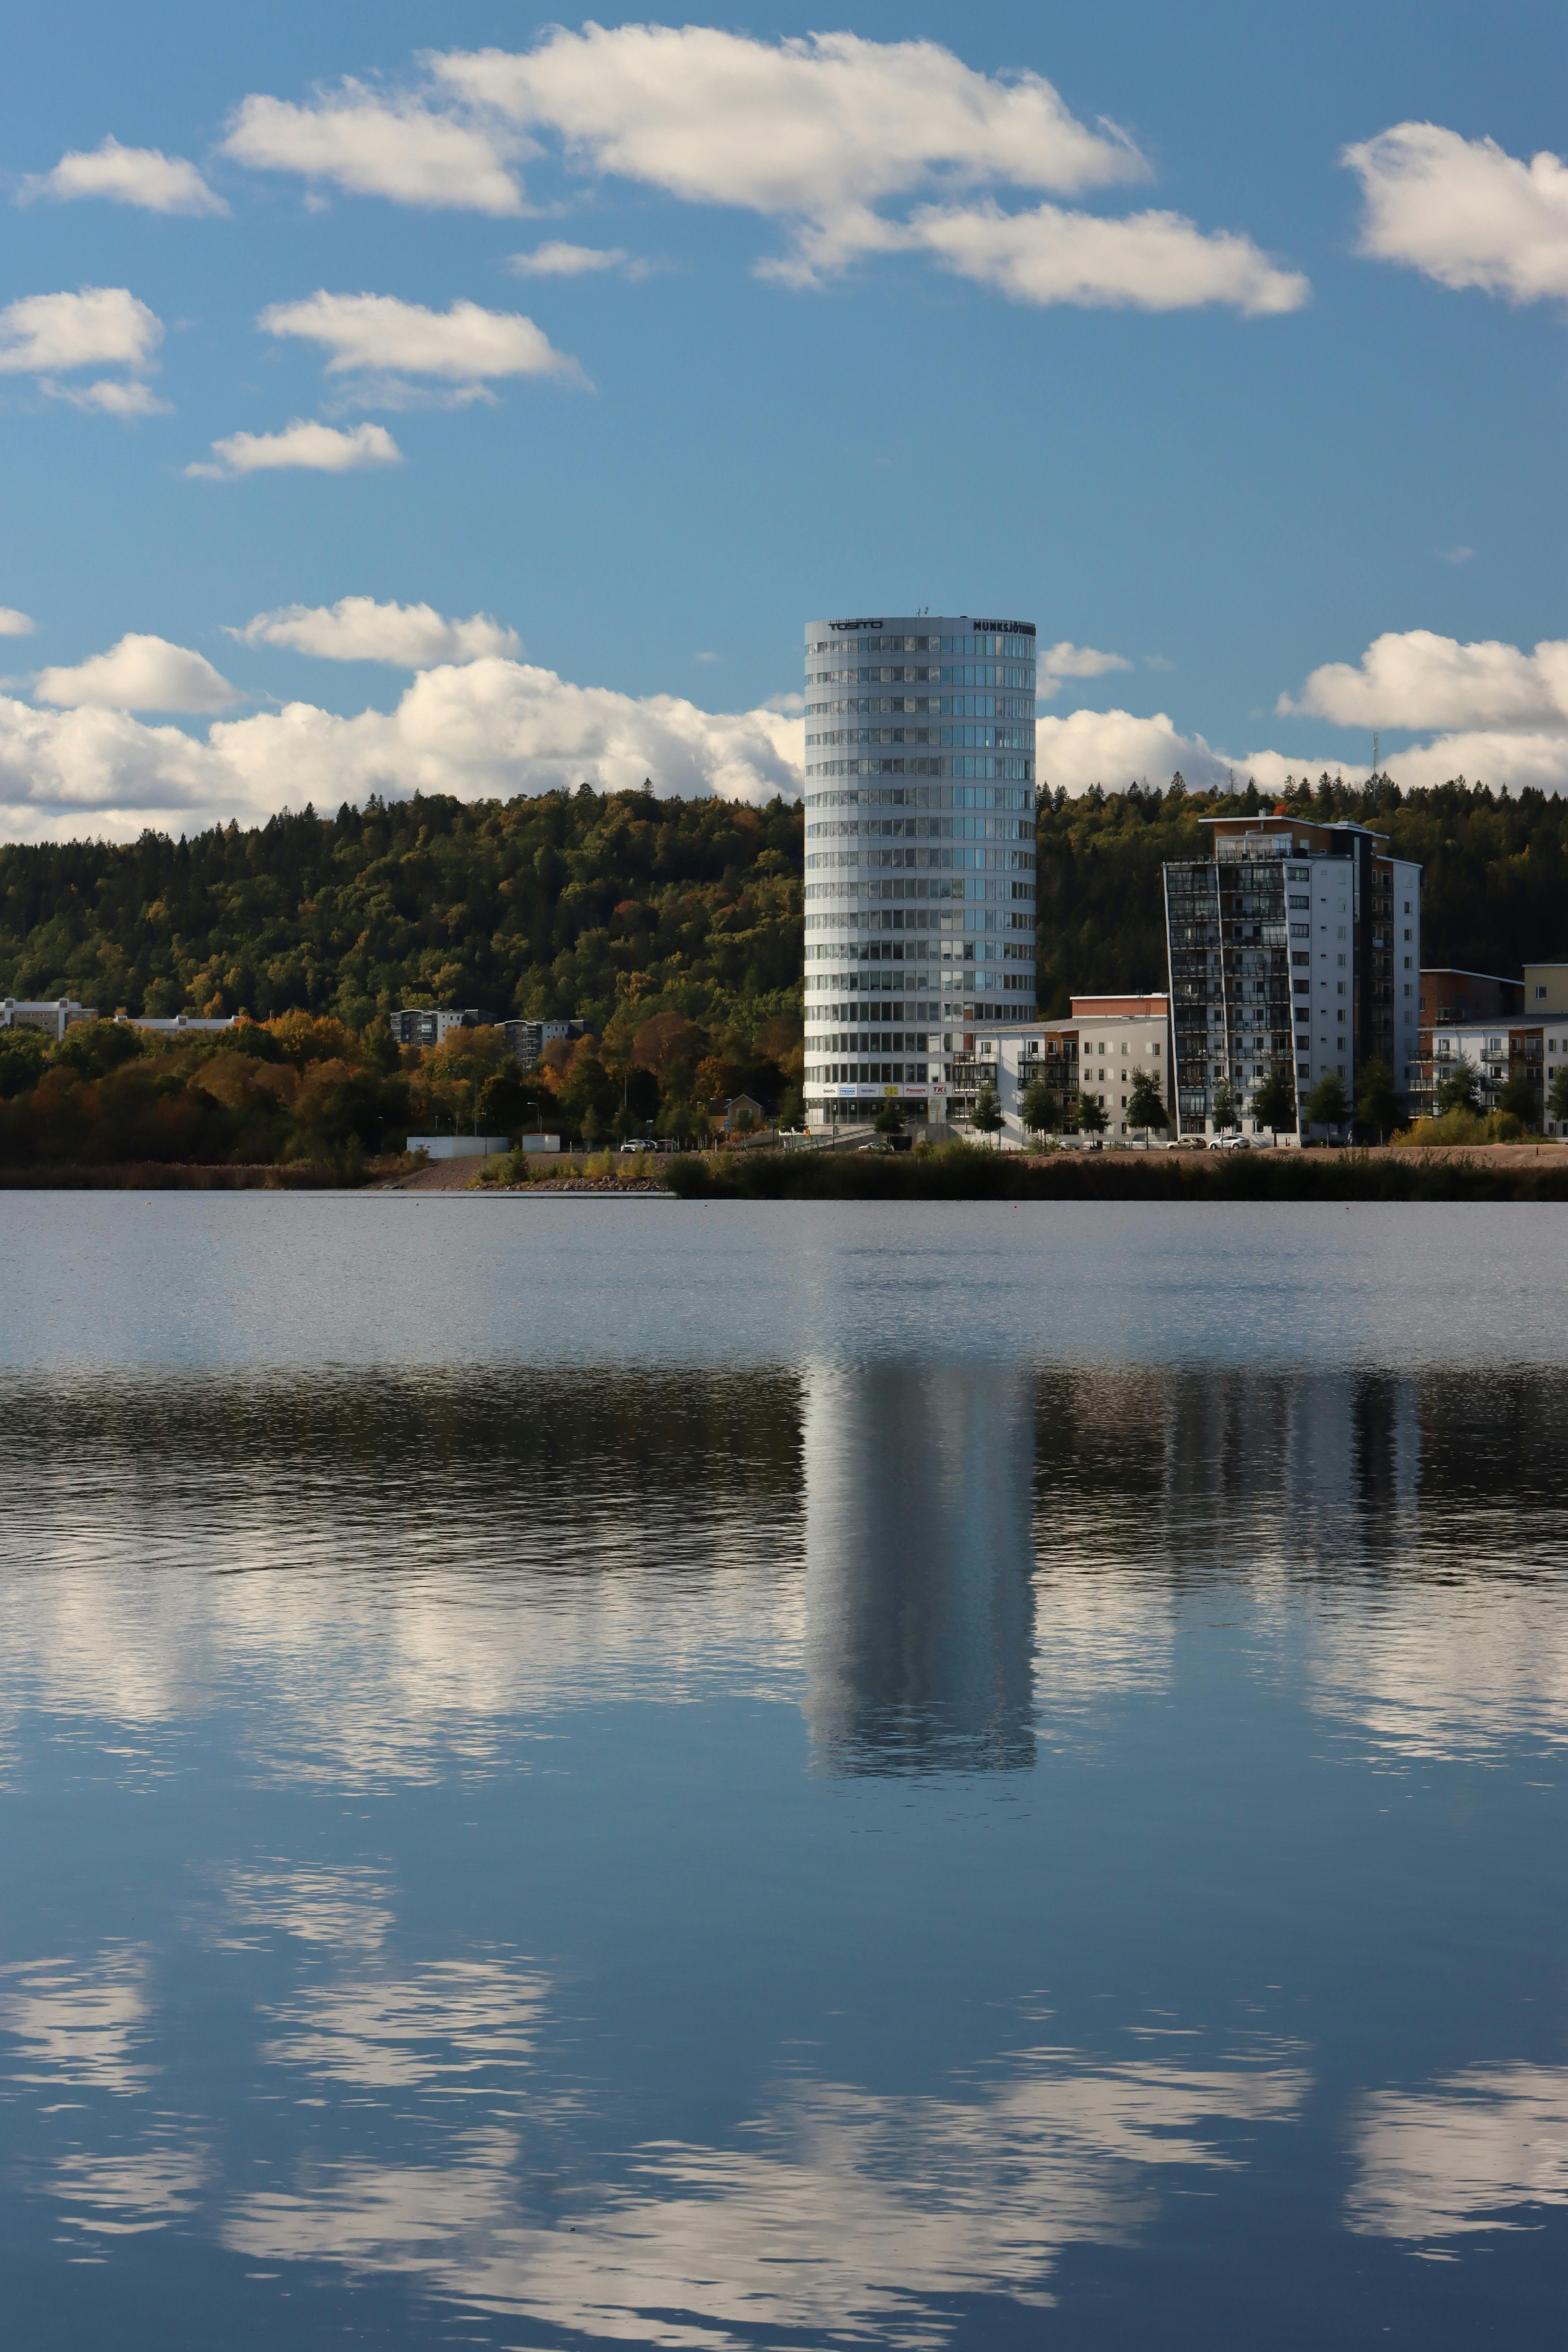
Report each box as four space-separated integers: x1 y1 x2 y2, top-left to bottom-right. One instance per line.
2 774 1565 1035
1032 774 1568 1012
0 787 804 1041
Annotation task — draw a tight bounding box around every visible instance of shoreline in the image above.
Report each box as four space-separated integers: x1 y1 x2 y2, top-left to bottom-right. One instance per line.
5 1141 1568 1201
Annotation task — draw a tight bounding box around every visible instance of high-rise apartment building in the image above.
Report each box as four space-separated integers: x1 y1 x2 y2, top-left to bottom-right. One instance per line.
802 614 1037 1128
1163 810 1421 1139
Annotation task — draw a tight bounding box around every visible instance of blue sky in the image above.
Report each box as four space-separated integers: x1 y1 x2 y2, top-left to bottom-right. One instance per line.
2 2 1565 836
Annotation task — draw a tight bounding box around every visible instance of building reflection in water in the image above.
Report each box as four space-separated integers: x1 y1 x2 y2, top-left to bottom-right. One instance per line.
802 1362 1036 1775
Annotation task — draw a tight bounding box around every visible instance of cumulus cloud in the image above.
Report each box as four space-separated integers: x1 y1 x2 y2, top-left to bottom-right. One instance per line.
506 241 641 278
48 377 172 417
1037 642 1133 699
1280 629 1568 733
901 199 1308 314
223 83 522 214
0 609 36 637
0 658 803 840
20 135 226 216
231 597 518 665
0 286 162 376
1345 123 1568 304
33 633 240 713
435 27 1141 214
228 33 1301 311
257 292 584 391
1035 701 1568 800
187 419 402 478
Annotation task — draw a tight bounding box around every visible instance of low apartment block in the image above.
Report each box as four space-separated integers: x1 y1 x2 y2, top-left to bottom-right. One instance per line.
970 995 1172 1149
1 996 97 1037
1415 964 1568 1131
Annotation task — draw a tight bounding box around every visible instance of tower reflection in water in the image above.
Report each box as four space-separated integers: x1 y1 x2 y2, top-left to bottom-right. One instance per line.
803 1362 1036 1775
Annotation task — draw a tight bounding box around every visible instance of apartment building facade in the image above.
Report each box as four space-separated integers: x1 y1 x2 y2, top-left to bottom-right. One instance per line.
801 613 1037 1127
967 996 1171 1149
1163 811 1421 1140
388 1008 488 1050
1411 969 1523 1117
499 1018 585 1068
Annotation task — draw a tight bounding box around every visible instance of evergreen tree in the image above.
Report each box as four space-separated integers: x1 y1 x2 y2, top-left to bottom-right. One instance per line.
1306 1072 1350 1131
1435 1055 1480 1116
1126 1068 1168 1135
1251 1061 1295 1138
1020 1076 1060 1140
1354 1055 1397 1143
971 1082 1003 1144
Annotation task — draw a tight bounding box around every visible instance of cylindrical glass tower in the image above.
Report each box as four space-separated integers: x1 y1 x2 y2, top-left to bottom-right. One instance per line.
802 614 1037 1129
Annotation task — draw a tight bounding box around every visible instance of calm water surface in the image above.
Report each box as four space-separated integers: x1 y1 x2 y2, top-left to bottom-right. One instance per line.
1 1198 1565 2349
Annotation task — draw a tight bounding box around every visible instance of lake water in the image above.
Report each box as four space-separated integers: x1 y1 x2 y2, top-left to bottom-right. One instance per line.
2 1197 1565 2349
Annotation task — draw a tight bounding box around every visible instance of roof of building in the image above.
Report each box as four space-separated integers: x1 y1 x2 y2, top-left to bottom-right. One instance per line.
1420 967 1522 985
1071 994 1168 1018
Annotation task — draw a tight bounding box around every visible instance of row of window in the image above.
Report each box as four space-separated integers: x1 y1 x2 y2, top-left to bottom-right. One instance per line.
806 785 1034 813
808 1064 927 1086
807 663 1036 691
808 814 1033 841
806 725 1035 752
806 632 1035 658
806 696 1036 723
807 756 1035 782
807 847 1037 875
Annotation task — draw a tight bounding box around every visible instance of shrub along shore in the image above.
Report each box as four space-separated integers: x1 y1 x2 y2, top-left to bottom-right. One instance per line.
481 1139 1568 1203
6 1140 1567 1197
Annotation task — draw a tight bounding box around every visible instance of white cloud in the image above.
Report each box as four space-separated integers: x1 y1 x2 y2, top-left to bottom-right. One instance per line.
0 658 804 839
1036 701 1568 800
1280 629 1568 732
435 28 1141 219
21 135 226 216
33 633 240 713
188 419 402 478
1345 123 1568 304
1436 545 1475 565
1037 642 1133 700
902 200 1308 314
223 82 522 214
0 609 35 637
47 377 172 417
507 241 639 278
231 597 518 665
257 292 584 389
442 28 1301 307
224 35 1303 315
0 286 161 376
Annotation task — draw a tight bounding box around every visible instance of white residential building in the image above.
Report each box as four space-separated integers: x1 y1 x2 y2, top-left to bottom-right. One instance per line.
389 1007 488 1050
970 995 1172 1149
802 612 1038 1129
1165 810 1421 1139
1 997 97 1038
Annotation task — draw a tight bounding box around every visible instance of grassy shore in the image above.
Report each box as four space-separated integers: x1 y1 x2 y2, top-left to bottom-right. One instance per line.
647 1141 1568 1203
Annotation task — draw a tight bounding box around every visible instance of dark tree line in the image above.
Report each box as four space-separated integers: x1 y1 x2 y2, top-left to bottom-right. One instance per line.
3 774 1565 1049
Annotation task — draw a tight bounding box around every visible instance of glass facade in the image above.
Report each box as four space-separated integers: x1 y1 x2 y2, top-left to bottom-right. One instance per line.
802 615 1037 1128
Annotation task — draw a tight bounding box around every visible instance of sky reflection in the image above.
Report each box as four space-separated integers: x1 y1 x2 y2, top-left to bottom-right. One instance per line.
1 1321 1565 2345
